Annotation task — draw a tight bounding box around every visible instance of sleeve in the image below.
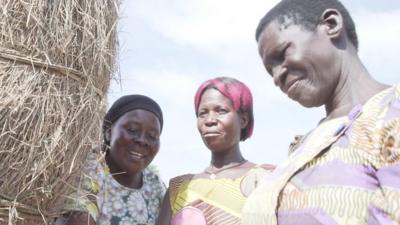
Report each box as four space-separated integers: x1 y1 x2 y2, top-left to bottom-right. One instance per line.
61 152 101 222
240 164 275 197
168 174 194 216
369 97 400 224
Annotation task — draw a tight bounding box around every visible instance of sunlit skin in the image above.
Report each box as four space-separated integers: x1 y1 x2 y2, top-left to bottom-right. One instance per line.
63 109 161 225
257 9 389 120
155 88 258 225
258 20 340 108
106 109 161 189
196 88 246 166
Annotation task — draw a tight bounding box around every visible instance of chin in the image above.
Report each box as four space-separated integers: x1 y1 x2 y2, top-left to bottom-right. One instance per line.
297 100 318 108
294 95 324 108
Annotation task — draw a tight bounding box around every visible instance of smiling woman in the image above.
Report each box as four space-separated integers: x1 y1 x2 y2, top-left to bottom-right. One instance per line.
155 77 275 225
56 95 166 225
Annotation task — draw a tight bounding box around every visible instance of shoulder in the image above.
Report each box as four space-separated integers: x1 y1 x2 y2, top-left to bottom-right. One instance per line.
354 85 400 163
169 174 195 190
257 163 276 172
80 151 106 194
243 163 275 181
372 85 400 164
143 166 167 195
168 173 195 200
61 151 103 221
240 163 275 197
364 85 400 113
144 165 164 183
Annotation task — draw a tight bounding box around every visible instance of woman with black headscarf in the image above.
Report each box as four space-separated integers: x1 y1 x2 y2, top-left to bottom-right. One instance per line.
57 95 166 225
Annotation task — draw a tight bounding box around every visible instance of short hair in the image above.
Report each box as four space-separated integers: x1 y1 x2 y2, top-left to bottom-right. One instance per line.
255 0 358 50
194 77 254 141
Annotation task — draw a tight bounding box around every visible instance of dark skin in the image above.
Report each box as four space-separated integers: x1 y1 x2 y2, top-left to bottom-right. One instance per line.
156 88 254 225
257 9 389 120
61 109 161 225
105 109 161 189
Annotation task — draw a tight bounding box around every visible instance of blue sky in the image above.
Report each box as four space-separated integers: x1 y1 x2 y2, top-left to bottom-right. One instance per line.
108 0 400 182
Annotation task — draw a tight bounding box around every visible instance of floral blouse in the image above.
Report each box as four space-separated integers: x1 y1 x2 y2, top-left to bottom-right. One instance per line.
63 153 166 225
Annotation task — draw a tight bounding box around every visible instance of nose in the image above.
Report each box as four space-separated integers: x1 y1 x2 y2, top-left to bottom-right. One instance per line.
272 65 287 89
204 113 217 126
133 132 148 146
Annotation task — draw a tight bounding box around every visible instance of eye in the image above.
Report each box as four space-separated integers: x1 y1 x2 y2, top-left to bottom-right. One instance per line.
264 43 290 77
146 132 160 145
277 43 290 61
127 127 139 135
197 110 207 118
147 133 159 141
218 108 228 114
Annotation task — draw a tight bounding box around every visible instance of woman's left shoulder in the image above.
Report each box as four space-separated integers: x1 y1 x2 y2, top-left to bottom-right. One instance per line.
245 163 275 174
255 163 276 171
144 165 162 179
240 163 276 197
143 166 166 192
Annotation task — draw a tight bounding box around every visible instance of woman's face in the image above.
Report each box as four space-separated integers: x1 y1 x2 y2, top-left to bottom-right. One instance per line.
197 88 246 153
106 109 161 175
257 20 340 107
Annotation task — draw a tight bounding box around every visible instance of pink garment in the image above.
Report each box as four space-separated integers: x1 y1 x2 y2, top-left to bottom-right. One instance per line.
171 206 207 225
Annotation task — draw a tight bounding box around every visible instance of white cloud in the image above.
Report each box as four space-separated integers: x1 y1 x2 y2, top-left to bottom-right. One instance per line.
129 0 279 49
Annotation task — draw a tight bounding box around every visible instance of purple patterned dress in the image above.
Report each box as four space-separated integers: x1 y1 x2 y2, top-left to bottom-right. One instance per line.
242 85 400 225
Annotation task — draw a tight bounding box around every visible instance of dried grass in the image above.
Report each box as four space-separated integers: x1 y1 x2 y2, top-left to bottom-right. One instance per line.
0 0 119 224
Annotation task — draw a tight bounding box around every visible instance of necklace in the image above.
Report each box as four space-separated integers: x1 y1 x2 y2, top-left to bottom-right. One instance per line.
204 160 248 179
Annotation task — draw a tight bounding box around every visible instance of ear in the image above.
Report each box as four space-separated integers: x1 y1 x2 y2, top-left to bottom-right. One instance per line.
240 112 250 129
320 9 343 39
105 127 112 143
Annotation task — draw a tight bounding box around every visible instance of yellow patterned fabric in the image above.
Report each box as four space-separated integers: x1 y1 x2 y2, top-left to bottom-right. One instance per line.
242 85 400 225
170 166 273 225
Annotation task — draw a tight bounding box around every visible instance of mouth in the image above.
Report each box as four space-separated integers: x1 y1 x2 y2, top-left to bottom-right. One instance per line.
203 132 221 138
128 151 145 160
285 77 302 95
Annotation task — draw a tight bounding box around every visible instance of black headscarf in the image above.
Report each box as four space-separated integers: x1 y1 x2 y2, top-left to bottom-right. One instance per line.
103 94 163 148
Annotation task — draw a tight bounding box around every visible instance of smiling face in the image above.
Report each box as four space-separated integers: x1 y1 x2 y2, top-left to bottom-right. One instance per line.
257 20 340 107
106 109 161 175
197 88 247 153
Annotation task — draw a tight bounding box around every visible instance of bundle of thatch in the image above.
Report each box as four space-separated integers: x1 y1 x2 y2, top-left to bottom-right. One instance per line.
0 0 119 224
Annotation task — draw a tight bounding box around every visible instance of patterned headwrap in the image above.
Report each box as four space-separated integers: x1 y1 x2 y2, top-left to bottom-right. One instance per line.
194 77 254 141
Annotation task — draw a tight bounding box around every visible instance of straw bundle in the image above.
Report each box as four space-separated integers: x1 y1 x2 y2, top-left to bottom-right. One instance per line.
0 0 119 224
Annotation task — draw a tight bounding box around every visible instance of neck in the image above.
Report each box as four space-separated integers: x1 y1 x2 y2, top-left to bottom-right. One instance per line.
210 144 245 168
325 53 388 120
106 154 143 189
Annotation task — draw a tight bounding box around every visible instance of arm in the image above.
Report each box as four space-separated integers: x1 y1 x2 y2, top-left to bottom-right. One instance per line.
155 189 172 225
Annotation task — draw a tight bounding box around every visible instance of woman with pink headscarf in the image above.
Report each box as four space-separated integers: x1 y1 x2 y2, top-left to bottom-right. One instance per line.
156 77 274 225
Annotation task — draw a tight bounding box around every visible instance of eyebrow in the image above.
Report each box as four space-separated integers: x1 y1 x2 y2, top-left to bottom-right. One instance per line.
262 41 289 65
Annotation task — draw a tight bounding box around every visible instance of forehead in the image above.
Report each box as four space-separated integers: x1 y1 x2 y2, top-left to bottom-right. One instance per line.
257 20 306 55
117 109 160 129
198 88 233 107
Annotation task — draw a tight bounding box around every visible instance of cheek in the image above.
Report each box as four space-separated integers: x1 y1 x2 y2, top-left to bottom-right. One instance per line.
197 119 203 132
111 133 128 148
224 118 241 138
151 145 160 155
